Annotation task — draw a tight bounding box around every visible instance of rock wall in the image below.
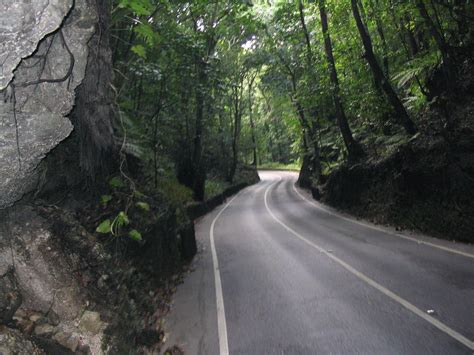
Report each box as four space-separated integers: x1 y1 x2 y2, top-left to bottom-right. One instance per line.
0 206 108 354
0 0 97 208
0 0 73 90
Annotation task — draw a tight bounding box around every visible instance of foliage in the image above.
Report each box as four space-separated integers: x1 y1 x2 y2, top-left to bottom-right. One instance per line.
135 201 150 211
95 175 154 242
204 179 230 200
157 177 194 209
110 0 473 190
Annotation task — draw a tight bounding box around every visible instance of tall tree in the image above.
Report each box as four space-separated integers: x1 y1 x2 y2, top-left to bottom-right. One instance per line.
296 0 324 181
414 0 455 80
351 0 417 135
248 70 258 167
229 67 246 182
318 0 365 161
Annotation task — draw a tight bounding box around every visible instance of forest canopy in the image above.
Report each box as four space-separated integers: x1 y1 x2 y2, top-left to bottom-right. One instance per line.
110 0 474 198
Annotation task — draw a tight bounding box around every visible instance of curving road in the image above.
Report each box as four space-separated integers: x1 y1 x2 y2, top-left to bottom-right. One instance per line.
163 171 474 354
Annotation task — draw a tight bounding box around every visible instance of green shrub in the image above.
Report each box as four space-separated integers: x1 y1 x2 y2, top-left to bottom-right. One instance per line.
158 177 194 208
205 179 227 200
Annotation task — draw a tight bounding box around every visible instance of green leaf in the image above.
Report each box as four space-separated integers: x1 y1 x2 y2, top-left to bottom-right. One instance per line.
96 219 111 234
119 100 134 110
132 190 145 199
118 0 153 15
129 229 143 241
109 176 125 188
117 211 130 226
129 0 153 16
136 201 150 211
100 195 113 206
134 24 156 46
117 0 130 9
131 44 147 58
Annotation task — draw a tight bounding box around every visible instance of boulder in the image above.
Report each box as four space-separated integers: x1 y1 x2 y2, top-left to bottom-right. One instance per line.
79 311 103 334
0 0 97 208
0 0 73 90
34 324 56 336
53 331 80 352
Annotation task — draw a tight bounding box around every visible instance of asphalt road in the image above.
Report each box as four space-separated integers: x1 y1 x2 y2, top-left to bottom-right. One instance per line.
163 171 474 354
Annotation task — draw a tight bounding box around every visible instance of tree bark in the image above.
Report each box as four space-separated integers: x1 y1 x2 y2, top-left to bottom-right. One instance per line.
191 59 207 200
297 130 314 189
399 13 420 57
296 0 323 179
298 0 315 65
188 36 217 200
293 97 322 181
248 73 258 167
71 0 117 182
351 0 417 135
229 80 243 183
319 0 365 161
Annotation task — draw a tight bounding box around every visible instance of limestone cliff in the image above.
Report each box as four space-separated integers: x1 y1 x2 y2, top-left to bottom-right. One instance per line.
0 0 96 208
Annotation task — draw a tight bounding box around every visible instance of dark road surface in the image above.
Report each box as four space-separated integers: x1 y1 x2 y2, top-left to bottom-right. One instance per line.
163 171 474 354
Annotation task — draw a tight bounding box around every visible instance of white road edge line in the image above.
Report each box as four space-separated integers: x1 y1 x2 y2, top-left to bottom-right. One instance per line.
291 179 474 259
264 181 474 351
210 191 243 355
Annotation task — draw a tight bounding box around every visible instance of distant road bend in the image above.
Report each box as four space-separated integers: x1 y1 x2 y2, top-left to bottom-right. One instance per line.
164 171 474 354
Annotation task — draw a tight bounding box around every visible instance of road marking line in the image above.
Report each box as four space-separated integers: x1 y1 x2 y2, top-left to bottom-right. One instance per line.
291 180 474 259
264 181 474 351
210 191 245 355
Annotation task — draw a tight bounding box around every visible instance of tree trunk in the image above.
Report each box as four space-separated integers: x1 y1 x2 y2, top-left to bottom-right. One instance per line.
319 0 365 161
351 0 417 135
403 15 420 57
229 83 243 183
248 75 258 167
297 133 313 188
188 35 218 200
298 0 315 65
190 59 207 200
297 0 323 180
389 7 430 98
293 98 322 181
70 0 116 182
373 0 389 76
414 0 455 81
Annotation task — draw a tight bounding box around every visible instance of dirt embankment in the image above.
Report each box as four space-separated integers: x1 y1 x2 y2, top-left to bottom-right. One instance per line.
0 163 259 354
0 203 191 354
322 58 474 244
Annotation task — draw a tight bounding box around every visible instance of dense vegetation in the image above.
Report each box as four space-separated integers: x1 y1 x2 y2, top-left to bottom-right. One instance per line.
110 0 473 205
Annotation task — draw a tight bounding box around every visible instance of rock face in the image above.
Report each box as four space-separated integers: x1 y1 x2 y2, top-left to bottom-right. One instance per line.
79 311 104 334
0 207 87 323
0 0 97 208
0 0 73 90
0 328 43 355
0 267 22 324
0 206 106 354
